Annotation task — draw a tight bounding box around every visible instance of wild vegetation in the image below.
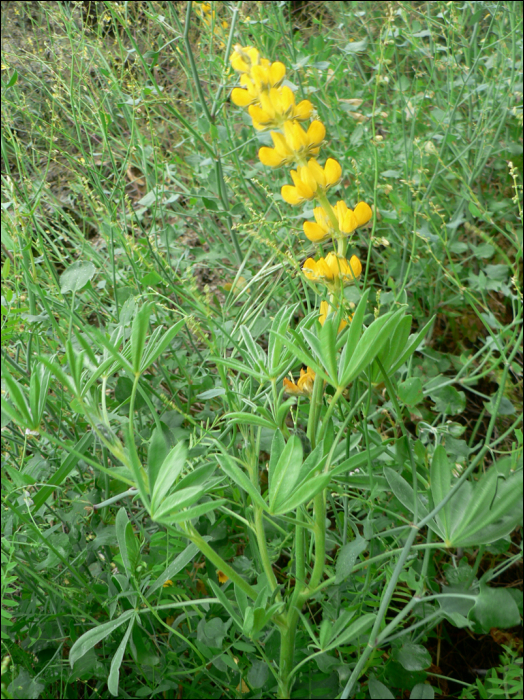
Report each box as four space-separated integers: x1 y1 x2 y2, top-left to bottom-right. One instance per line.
1 2 522 698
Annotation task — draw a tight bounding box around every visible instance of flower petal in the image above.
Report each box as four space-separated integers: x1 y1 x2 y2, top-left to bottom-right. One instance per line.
324 158 342 186
354 202 372 227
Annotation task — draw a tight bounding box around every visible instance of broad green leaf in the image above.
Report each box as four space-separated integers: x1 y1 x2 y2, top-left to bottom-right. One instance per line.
267 431 286 490
124 423 150 506
395 642 431 671
268 435 303 510
318 313 339 381
340 310 402 387
217 455 269 511
430 446 452 538
29 364 51 428
108 615 135 696
2 372 32 426
383 467 429 522
60 261 96 294
140 319 185 371
226 412 277 430
338 287 370 377
429 386 466 415
147 427 169 495
410 682 435 699
69 610 136 667
335 536 368 584
268 304 298 371
469 582 520 633
131 304 151 375
397 377 424 406
176 462 217 491
369 678 395 700
240 325 266 369
388 317 433 375
150 485 202 521
155 498 226 525
272 472 331 515
116 508 139 578
150 442 187 513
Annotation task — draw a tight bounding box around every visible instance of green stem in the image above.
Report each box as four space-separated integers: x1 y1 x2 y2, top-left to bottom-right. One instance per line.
278 607 300 699
254 504 280 595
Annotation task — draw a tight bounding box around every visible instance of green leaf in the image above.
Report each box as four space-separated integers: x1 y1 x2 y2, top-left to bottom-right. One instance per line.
410 682 435 699
383 467 429 522
395 642 431 671
131 304 151 375
335 536 368 584
268 435 303 510
328 612 375 648
148 543 200 594
116 508 140 578
108 615 135 696
147 427 169 494
469 582 520 633
387 317 434 376
430 446 452 539
32 433 93 513
240 325 266 370
150 485 202 521
150 442 187 514
124 423 150 506
270 329 331 385
429 386 466 415
398 377 424 406
208 579 243 633
226 412 277 430
141 318 185 372
2 372 32 427
368 678 395 699
155 498 226 525
60 261 96 294
318 312 339 381
271 472 331 515
217 455 268 511
69 610 136 667
338 288 370 378
340 310 403 387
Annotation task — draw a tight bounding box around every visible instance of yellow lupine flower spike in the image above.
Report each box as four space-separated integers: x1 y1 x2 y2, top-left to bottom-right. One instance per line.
281 158 341 204
259 121 325 167
283 367 316 396
303 252 362 285
303 200 373 242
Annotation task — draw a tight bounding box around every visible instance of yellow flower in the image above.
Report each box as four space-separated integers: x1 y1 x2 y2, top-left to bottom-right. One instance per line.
281 158 342 204
303 252 362 285
217 570 229 584
162 579 174 588
248 86 313 131
259 120 324 167
303 200 373 242
319 301 349 333
230 45 260 73
283 367 316 396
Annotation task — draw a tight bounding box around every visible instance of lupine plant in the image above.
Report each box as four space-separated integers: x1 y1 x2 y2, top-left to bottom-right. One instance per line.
1 2 522 699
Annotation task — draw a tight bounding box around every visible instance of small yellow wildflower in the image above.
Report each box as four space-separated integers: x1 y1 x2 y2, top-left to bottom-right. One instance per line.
281 158 342 204
303 201 373 242
162 579 174 588
319 301 348 333
217 570 229 584
259 120 325 167
283 367 316 396
303 252 362 285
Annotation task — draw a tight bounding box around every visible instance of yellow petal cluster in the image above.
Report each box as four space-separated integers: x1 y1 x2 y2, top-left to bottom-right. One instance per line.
303 253 362 285
249 87 313 131
303 201 373 242
281 158 341 204
259 121 324 166
283 367 316 396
